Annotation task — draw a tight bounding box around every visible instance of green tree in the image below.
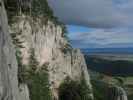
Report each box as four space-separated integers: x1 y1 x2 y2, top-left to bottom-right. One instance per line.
59 77 92 100
31 0 53 18
28 71 52 100
24 48 52 100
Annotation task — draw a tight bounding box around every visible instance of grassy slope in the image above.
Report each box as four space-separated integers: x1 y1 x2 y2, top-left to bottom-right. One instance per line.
90 70 133 100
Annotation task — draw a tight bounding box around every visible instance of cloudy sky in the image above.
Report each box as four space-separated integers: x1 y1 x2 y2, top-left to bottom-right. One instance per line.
48 0 133 48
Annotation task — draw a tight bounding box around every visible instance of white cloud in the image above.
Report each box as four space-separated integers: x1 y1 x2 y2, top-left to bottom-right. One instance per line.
48 0 133 48
68 29 133 48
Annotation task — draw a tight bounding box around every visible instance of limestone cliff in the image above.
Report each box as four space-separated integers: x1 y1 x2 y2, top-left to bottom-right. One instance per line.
0 0 29 100
9 14 93 100
107 86 128 100
1 0 93 100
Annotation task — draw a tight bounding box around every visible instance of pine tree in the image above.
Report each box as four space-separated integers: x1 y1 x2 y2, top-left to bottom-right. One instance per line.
31 0 53 18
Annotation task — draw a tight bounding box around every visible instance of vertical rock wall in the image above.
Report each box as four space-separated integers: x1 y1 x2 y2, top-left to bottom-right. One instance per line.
107 86 128 100
9 16 93 99
1 0 93 99
0 0 29 100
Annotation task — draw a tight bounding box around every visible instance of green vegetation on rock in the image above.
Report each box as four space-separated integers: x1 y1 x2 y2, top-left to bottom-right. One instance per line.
27 68 52 100
31 0 53 17
10 32 26 83
21 48 52 100
4 0 62 25
28 71 52 100
10 37 52 100
59 77 92 100
91 80 108 100
6 0 68 40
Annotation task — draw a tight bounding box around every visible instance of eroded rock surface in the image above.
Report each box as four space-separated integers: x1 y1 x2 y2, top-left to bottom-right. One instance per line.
9 15 93 99
0 0 93 99
0 0 29 100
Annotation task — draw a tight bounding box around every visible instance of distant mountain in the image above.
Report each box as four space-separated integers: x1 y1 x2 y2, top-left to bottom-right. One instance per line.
81 48 133 54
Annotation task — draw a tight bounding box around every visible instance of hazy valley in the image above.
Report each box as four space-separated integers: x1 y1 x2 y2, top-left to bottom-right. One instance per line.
83 52 133 100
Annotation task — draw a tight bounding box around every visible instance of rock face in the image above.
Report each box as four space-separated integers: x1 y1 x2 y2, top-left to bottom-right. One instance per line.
0 0 29 100
0 0 93 100
107 86 128 100
9 15 93 99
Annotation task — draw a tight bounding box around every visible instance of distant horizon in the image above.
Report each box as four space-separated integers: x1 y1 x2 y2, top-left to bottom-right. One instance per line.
48 0 133 49
81 47 133 54
80 47 133 49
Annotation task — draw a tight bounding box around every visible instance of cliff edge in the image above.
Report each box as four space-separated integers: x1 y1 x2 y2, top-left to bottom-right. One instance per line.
0 0 93 100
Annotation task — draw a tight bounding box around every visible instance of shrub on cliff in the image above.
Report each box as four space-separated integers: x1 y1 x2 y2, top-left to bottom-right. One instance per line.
23 49 52 100
59 77 92 100
28 70 52 100
91 80 107 100
15 47 52 100
31 0 53 18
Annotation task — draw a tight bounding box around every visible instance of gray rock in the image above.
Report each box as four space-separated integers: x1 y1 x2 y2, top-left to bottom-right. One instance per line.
0 0 29 100
0 0 93 99
107 86 128 100
9 15 93 99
